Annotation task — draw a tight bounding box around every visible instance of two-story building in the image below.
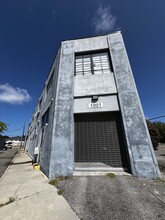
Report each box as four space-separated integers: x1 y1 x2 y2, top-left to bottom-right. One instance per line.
26 32 160 179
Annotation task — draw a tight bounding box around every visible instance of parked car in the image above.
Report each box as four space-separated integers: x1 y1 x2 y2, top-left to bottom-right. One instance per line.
5 141 12 149
0 139 7 150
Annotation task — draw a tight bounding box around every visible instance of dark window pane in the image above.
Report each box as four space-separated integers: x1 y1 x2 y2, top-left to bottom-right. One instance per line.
42 108 49 128
47 71 54 93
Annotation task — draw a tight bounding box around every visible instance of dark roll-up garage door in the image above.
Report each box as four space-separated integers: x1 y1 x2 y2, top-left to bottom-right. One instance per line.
74 112 129 168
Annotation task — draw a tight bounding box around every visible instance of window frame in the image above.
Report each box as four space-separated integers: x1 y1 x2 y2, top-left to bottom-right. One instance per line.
41 107 50 128
47 70 54 93
75 50 113 76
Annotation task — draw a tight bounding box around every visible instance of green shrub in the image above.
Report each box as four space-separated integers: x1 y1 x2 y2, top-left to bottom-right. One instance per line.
153 121 165 143
147 121 159 150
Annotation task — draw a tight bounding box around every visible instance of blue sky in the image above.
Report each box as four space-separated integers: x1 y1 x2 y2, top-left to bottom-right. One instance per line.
0 0 165 136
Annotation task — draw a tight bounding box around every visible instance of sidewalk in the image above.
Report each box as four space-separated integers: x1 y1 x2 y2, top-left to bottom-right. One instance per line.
0 149 79 220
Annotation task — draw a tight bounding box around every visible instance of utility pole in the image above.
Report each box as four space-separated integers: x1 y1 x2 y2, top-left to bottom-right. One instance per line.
20 122 25 148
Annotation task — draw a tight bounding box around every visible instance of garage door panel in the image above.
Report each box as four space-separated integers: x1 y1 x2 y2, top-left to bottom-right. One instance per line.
74 112 128 168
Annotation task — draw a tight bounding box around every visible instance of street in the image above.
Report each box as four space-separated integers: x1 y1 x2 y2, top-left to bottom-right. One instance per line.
0 147 18 178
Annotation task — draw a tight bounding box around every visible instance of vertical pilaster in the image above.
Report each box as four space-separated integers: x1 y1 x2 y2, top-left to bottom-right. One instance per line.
107 32 160 179
49 41 75 179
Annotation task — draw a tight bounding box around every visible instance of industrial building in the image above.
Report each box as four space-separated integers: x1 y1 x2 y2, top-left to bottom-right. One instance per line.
26 32 160 179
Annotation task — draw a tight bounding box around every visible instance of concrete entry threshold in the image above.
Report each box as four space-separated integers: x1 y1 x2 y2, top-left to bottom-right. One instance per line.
74 162 130 176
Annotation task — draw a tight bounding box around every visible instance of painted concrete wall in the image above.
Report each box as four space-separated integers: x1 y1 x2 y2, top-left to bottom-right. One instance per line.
74 73 117 97
107 32 160 178
74 35 108 52
48 36 118 178
48 41 75 179
26 104 41 159
26 32 160 179
39 48 61 177
74 95 119 113
26 48 61 177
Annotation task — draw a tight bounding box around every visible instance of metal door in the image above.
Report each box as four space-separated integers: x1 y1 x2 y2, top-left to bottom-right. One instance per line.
74 112 128 168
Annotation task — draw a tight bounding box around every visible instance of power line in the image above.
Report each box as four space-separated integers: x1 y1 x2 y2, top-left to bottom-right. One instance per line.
148 115 165 121
146 103 165 115
3 127 23 134
147 110 165 118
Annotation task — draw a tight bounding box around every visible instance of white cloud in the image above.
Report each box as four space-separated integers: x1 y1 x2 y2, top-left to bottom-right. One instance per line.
92 4 116 34
0 83 32 104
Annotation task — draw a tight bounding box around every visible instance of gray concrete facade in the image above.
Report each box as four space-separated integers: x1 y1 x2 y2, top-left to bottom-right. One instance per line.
74 95 119 113
49 41 75 179
26 32 160 179
107 33 160 178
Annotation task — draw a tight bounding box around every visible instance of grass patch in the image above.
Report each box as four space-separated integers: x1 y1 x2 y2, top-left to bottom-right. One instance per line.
49 176 68 186
107 173 116 178
158 178 165 182
0 197 15 208
57 190 64 195
49 179 59 186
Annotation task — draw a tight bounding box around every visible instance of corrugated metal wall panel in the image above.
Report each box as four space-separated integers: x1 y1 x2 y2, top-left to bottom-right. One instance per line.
74 112 128 168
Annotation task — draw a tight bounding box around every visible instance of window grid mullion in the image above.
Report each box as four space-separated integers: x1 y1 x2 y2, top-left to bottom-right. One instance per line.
91 55 94 75
75 52 111 76
100 55 103 74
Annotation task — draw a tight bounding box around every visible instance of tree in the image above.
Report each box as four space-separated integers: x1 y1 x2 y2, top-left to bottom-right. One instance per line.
0 135 9 139
0 121 8 133
146 121 159 150
153 121 165 143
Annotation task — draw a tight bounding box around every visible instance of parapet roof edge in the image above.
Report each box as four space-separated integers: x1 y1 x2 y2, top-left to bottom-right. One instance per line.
61 31 121 43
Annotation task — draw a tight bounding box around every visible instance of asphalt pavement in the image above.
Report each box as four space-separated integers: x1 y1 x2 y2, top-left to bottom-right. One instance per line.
0 145 165 220
0 147 18 178
56 145 165 220
57 175 165 220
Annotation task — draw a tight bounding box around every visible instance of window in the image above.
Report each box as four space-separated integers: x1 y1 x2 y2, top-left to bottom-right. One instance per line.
47 70 54 93
41 108 49 128
39 98 42 109
44 90 47 103
36 112 40 121
75 52 112 76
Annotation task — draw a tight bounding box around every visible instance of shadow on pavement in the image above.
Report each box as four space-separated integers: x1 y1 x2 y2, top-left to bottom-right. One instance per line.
11 161 32 165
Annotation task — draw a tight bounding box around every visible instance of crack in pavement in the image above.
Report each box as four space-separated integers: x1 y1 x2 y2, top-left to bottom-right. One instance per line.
16 188 55 202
